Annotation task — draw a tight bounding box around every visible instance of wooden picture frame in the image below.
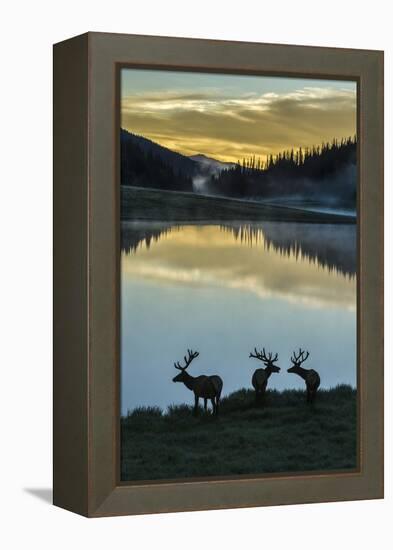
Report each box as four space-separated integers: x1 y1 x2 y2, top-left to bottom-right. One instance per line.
53 32 384 517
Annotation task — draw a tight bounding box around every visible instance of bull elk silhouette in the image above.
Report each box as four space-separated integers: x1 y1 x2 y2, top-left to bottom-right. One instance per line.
249 348 280 404
172 349 223 415
287 348 320 403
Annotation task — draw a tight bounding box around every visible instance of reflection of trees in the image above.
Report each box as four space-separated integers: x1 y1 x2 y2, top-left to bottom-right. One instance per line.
220 222 356 277
121 221 356 277
121 222 177 254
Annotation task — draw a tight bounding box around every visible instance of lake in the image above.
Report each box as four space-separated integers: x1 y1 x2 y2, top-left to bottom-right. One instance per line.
120 221 356 414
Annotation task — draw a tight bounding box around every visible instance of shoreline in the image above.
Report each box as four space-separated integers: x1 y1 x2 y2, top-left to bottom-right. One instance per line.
121 185 357 225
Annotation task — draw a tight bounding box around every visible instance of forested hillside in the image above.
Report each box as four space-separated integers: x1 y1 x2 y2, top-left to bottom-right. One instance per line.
207 137 357 205
121 129 357 208
121 129 195 191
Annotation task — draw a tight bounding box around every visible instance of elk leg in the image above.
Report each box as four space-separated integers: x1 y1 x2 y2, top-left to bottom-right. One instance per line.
204 398 207 412
194 395 199 415
214 397 219 416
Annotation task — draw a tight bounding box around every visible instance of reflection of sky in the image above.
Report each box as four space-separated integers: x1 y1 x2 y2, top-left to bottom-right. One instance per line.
121 225 356 413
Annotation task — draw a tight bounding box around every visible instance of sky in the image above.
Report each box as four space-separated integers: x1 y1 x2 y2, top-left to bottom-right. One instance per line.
121 69 357 163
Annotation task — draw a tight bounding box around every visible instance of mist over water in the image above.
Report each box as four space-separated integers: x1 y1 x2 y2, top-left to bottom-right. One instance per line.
121 221 356 414
192 175 209 193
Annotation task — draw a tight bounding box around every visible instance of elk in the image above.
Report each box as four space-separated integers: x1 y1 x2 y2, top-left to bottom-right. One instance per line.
287 348 320 403
249 348 280 404
172 349 223 415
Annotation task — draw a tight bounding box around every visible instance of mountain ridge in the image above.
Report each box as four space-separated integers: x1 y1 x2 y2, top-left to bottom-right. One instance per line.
121 129 197 177
189 154 236 174
120 129 357 209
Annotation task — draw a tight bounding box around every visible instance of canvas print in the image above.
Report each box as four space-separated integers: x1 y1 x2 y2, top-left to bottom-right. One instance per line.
119 69 357 482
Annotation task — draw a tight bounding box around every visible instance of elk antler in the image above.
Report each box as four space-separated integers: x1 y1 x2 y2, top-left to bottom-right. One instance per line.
174 349 200 371
249 347 278 365
291 348 310 365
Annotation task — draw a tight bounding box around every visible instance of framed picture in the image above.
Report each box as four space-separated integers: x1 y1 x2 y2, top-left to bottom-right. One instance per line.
53 32 384 517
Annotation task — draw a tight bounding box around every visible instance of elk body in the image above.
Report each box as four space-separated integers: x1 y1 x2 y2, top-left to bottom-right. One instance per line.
172 349 223 415
249 348 280 404
287 349 320 403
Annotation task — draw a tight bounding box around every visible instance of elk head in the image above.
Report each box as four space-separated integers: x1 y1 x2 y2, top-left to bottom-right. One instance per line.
172 349 200 382
249 347 280 373
287 348 310 373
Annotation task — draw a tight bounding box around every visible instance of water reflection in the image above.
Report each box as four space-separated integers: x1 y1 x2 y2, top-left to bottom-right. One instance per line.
121 222 176 254
121 222 356 413
121 221 356 277
222 223 356 277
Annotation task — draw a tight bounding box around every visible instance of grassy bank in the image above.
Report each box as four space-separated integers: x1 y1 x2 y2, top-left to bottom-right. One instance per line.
121 385 357 482
121 186 356 224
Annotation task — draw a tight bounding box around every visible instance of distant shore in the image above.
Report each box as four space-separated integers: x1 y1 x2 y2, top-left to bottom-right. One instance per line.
121 186 356 224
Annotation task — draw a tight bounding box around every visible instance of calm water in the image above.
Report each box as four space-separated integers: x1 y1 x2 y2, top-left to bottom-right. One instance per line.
121 222 356 414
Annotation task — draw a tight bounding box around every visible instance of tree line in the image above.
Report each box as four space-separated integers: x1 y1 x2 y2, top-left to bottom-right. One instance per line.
207 136 357 201
121 129 357 205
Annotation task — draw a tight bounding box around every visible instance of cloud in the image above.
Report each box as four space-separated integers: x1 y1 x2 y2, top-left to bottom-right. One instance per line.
121 86 356 162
